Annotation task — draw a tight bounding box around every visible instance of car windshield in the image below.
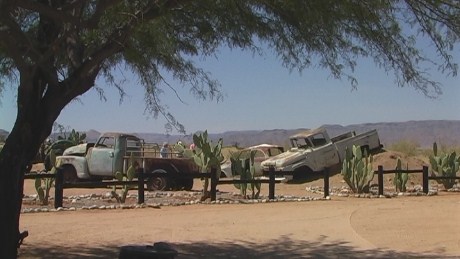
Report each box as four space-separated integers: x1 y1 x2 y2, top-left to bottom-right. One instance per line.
268 147 284 156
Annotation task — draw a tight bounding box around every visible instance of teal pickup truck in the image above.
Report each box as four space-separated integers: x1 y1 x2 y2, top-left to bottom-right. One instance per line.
56 132 197 191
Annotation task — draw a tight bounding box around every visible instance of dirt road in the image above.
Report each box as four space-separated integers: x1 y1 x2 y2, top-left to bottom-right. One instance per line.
18 191 460 258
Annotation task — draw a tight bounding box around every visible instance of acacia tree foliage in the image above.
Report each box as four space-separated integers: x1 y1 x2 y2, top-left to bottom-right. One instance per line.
0 0 459 257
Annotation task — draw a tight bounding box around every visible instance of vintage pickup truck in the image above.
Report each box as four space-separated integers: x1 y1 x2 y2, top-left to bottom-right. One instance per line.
260 127 382 179
55 132 198 191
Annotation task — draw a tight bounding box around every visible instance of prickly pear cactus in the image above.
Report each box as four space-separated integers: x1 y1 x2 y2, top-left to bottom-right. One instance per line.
35 150 57 205
341 145 374 193
192 131 224 199
231 150 261 199
394 158 409 192
429 142 460 189
111 154 136 203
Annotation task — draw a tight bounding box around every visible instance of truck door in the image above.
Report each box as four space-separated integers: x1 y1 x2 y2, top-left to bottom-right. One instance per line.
87 136 115 176
310 133 338 169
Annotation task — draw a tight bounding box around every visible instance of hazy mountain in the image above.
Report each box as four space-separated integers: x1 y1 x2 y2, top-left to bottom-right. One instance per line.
1 120 459 148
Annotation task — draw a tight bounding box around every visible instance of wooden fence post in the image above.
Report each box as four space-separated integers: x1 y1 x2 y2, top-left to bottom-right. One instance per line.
378 165 384 196
323 168 329 198
210 167 217 201
268 166 275 200
137 171 145 204
54 168 63 209
423 166 429 194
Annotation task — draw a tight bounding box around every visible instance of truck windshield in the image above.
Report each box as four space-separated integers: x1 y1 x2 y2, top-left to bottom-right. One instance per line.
310 133 327 147
290 138 312 149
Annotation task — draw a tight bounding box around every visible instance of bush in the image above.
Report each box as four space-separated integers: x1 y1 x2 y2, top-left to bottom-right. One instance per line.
388 140 420 156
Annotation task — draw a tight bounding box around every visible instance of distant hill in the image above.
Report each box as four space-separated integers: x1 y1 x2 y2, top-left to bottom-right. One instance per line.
1 120 459 148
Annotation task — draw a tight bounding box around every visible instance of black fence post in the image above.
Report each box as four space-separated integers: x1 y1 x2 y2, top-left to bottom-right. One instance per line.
210 167 217 201
323 168 329 198
423 166 429 194
268 166 275 200
137 171 145 204
378 165 384 196
54 168 63 209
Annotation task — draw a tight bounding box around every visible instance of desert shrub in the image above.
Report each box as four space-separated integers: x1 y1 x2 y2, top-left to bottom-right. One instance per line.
388 140 420 156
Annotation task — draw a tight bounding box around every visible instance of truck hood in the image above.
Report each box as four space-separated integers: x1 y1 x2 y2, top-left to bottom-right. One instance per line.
63 143 87 155
261 148 308 168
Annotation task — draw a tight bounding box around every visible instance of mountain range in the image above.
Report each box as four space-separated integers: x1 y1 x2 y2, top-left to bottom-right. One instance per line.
1 120 459 148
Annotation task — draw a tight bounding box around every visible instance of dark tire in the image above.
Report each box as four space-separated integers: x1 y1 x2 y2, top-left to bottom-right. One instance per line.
146 169 171 191
147 176 169 191
61 165 78 184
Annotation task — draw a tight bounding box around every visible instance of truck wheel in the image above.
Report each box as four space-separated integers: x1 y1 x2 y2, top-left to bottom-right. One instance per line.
62 165 78 184
147 176 169 191
146 169 171 191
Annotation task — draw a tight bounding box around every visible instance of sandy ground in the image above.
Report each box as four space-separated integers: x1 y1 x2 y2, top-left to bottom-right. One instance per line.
18 175 460 259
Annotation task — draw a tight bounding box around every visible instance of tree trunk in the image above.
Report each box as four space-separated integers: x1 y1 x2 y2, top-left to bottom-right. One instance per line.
0 73 61 257
0 130 39 258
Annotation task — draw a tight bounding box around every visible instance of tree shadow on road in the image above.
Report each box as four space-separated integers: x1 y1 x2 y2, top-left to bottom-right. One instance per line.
19 235 450 258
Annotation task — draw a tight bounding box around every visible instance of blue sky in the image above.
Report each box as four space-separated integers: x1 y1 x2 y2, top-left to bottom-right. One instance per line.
1 46 459 135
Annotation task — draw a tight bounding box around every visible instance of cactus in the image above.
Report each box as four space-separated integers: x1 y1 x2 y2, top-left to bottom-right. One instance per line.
231 150 261 199
192 131 224 200
429 142 460 189
35 150 57 205
230 150 261 199
394 158 409 192
341 145 374 193
111 154 136 203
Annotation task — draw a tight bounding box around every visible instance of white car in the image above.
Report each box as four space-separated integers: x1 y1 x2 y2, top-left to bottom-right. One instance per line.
220 144 284 178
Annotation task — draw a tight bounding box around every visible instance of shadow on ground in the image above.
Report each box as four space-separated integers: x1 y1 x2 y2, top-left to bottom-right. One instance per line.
19 235 452 258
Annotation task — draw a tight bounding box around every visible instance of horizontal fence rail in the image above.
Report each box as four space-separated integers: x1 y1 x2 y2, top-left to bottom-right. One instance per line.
24 164 459 209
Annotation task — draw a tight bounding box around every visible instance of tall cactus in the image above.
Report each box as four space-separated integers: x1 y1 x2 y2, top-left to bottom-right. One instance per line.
35 150 57 205
394 158 409 192
231 150 261 199
111 154 136 203
192 131 224 199
341 145 374 193
429 142 460 189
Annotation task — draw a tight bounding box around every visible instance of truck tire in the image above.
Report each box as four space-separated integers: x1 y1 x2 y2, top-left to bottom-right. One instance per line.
62 165 78 184
146 169 171 191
